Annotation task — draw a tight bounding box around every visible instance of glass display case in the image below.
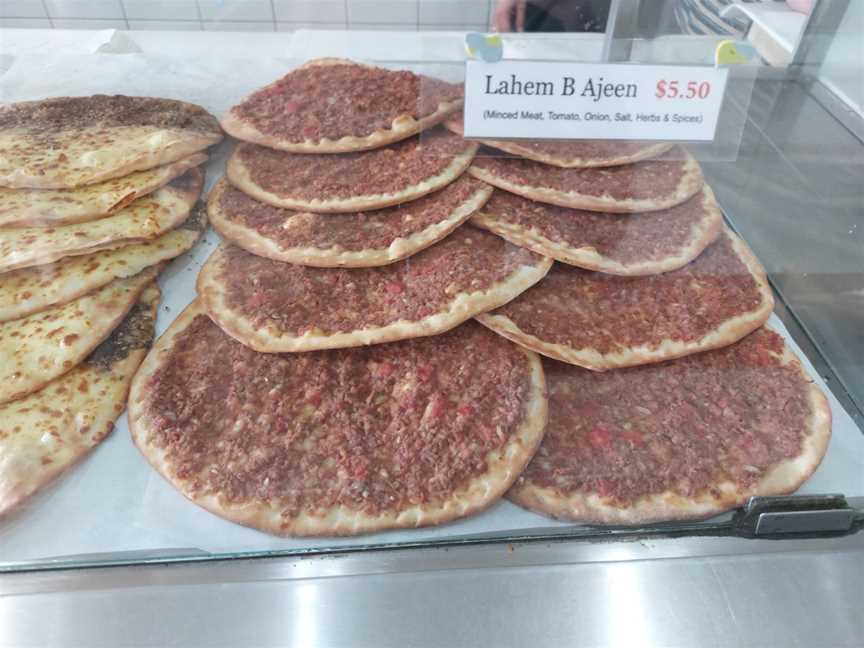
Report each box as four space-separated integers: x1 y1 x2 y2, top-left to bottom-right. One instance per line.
0 1 861 645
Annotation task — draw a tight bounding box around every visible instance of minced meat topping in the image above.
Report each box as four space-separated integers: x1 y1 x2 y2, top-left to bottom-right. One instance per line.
481 188 715 265
235 127 472 202
492 231 765 354
523 328 811 504
144 316 532 517
232 62 462 142
216 175 486 251
472 147 691 200
219 226 544 334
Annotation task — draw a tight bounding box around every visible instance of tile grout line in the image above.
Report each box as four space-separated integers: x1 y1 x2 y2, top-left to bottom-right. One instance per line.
267 0 276 31
39 0 54 28
117 0 130 30
194 0 204 30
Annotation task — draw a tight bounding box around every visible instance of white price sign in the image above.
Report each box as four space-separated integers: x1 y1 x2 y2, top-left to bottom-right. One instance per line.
463 60 729 141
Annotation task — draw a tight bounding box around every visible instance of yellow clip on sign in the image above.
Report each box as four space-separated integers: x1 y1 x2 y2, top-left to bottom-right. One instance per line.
465 33 503 63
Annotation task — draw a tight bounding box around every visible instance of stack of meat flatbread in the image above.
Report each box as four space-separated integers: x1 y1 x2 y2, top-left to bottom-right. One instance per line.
448 114 831 526
129 59 551 538
128 59 832 539
0 94 221 518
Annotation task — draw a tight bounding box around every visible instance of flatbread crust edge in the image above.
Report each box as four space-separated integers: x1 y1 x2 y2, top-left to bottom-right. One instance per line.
208 178 493 267
476 228 775 370
445 118 674 168
471 185 723 276
0 202 207 324
226 141 479 213
0 167 204 274
197 242 553 352
0 265 161 406
129 301 548 536
468 153 705 214
0 130 220 191
0 283 159 518
507 334 832 525
221 58 464 154
0 153 208 228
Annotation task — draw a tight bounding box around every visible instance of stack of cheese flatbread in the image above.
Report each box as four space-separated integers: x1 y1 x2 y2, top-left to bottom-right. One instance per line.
0 94 221 518
127 59 831 540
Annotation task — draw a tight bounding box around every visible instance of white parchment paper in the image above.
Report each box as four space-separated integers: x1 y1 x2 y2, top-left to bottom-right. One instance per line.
0 49 861 567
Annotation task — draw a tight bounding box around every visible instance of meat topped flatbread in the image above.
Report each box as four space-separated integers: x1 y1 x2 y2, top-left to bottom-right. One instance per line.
469 146 704 213
208 176 492 267
0 95 221 189
0 284 158 518
477 228 774 370
0 153 206 228
509 327 832 525
222 58 464 152
129 307 547 537
472 186 723 275
226 127 477 213
445 115 673 168
197 228 552 352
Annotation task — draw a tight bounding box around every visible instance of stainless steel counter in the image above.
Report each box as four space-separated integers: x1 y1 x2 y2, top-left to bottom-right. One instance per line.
2 533 863 647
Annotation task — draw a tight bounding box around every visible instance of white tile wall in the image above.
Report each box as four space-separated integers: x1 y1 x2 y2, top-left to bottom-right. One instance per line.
419 0 487 26
199 0 272 22
202 19 274 30
44 0 123 19
0 0 47 18
351 22 418 30
419 23 487 32
127 19 201 30
0 16 50 26
51 18 127 28
122 0 199 20
3 0 501 31
276 21 345 31
273 1 344 24
348 1 418 26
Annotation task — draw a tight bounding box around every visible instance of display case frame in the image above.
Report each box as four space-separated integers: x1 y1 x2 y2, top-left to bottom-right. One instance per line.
0 0 861 597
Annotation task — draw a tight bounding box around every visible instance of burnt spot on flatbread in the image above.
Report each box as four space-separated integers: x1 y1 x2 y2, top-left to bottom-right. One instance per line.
87 287 158 371
0 95 222 136
166 167 204 196
176 201 207 233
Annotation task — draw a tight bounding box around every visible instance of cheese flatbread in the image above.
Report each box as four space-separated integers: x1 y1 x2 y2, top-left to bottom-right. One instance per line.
0 267 158 405
0 153 206 228
0 168 202 273
0 202 206 323
222 58 463 153
0 284 159 518
0 95 221 189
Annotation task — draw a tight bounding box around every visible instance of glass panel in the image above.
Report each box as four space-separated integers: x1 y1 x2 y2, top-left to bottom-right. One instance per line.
0 0 861 572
